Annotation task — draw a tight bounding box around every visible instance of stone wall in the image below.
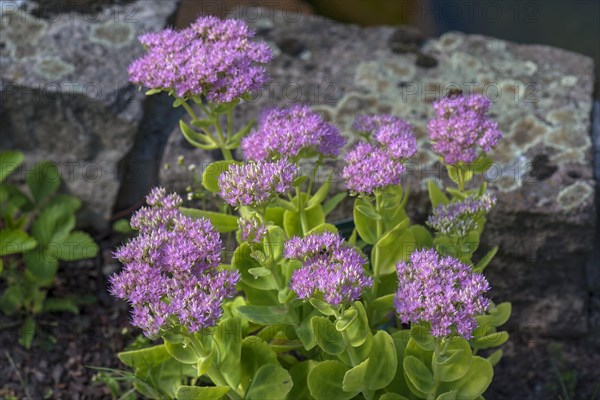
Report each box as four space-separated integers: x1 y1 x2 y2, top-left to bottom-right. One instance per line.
0 0 181 230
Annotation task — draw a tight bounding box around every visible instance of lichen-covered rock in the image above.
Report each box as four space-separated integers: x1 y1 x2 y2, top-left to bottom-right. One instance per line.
0 0 179 230
159 10 596 336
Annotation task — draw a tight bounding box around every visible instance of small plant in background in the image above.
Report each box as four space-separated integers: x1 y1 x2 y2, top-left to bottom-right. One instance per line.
107 15 513 400
0 150 99 349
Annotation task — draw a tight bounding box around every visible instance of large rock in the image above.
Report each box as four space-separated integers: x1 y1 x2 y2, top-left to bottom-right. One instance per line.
159 9 596 336
0 0 180 230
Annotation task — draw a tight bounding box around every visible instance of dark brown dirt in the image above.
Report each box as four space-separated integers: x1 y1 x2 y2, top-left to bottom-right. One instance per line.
0 236 134 400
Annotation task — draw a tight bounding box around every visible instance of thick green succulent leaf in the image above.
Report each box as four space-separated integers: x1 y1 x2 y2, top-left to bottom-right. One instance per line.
403 355 434 396
180 208 238 233
487 349 503 366
323 192 347 216
213 318 243 390
179 119 218 150
410 324 434 352
343 301 370 347
335 308 358 332
232 243 278 291
490 302 512 327
473 331 509 350
245 364 293 400
473 246 498 273
353 197 378 245
176 386 229 400
163 336 204 365
434 338 473 382
308 360 357 400
118 345 172 371
307 177 331 209
237 305 296 325
202 160 238 192
438 356 493 399
371 219 414 277
240 337 278 393
410 224 434 248
427 180 449 208
387 330 411 395
342 358 369 393
287 361 316 400
311 316 344 355
380 394 410 400
364 331 397 390
44 194 81 213
283 195 325 236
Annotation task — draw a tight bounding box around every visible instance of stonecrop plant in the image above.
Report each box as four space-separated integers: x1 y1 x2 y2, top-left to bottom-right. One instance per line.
110 15 512 400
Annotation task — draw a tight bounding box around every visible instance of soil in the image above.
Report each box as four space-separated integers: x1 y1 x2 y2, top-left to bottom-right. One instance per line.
0 235 135 400
1 236 598 399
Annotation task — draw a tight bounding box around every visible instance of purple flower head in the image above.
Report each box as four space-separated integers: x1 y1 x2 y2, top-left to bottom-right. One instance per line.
353 114 418 159
285 232 372 305
374 121 418 160
218 159 298 208
342 143 404 194
428 94 502 165
238 217 267 243
128 16 272 103
343 114 417 194
242 105 345 161
110 188 239 337
353 114 402 136
394 249 490 339
427 194 496 236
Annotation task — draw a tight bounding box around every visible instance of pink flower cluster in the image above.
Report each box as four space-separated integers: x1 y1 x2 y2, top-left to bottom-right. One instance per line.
128 16 272 103
285 233 372 305
394 249 490 339
110 188 239 337
218 159 298 207
343 114 417 194
242 105 345 161
428 94 502 165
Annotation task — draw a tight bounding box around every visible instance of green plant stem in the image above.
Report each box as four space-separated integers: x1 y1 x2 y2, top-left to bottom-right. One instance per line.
227 107 233 137
264 230 284 291
198 102 211 117
181 100 200 121
306 157 321 195
296 187 308 235
429 338 449 400
212 120 233 161
457 166 465 192
340 330 361 366
199 103 234 161
374 191 383 238
370 192 384 298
